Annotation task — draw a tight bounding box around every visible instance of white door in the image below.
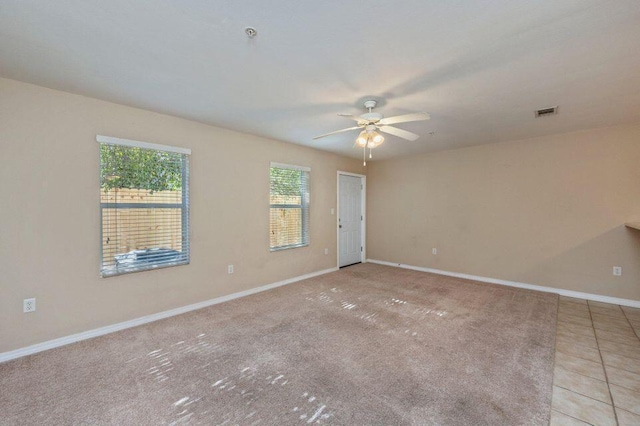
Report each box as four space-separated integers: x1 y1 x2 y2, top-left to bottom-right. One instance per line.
339 174 362 267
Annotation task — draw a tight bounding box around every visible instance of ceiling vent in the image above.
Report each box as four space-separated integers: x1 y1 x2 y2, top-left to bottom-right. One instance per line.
535 106 558 118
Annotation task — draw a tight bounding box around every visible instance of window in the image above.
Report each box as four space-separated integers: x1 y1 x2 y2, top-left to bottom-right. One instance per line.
98 135 190 276
270 163 310 251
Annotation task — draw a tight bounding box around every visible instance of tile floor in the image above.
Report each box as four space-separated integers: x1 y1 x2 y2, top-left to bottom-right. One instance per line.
551 296 640 425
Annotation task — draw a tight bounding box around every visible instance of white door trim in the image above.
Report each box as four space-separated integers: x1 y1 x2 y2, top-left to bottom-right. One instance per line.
337 171 366 267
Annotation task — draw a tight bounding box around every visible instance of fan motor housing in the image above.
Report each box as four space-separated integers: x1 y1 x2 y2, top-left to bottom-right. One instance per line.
363 100 377 109
361 112 383 122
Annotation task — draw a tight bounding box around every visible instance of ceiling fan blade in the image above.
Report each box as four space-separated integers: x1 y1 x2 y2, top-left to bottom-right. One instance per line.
337 113 364 122
378 112 430 126
313 126 361 140
378 125 420 141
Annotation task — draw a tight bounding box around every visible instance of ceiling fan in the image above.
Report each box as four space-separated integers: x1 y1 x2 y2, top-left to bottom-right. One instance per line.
313 100 430 165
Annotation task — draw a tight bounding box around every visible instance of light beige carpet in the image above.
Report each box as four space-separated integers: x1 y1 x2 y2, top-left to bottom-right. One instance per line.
1 263 557 425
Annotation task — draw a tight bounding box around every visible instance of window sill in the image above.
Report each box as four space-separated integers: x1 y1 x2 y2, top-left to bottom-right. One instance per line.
270 243 309 252
100 260 189 278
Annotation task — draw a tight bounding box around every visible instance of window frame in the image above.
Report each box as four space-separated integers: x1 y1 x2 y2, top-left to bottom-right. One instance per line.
269 162 310 252
97 135 191 277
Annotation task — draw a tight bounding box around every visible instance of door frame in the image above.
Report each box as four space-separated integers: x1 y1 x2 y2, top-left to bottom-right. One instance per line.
336 171 366 268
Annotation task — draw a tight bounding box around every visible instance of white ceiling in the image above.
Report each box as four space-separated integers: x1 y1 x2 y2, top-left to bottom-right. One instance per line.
2 0 640 160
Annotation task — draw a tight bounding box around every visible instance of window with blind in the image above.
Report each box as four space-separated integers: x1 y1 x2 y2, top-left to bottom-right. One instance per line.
269 163 310 251
98 135 190 277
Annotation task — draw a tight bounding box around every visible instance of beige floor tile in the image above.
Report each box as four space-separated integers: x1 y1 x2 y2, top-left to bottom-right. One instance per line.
560 301 587 311
551 386 616 426
612 327 640 339
598 340 640 360
556 341 603 363
606 365 640 393
559 313 595 328
628 318 640 331
589 300 621 310
593 320 635 336
560 296 588 305
592 313 632 327
557 329 599 349
558 299 587 307
622 307 640 322
550 409 590 425
562 301 591 310
616 408 640 426
610 384 640 416
560 305 592 319
590 306 626 319
623 313 640 323
601 351 640 375
553 302 640 426
593 319 632 331
596 329 640 347
553 366 611 403
560 304 591 314
555 351 605 381
558 322 596 338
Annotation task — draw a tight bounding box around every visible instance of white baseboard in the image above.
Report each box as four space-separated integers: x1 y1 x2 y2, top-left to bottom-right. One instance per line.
0 267 338 364
367 259 640 309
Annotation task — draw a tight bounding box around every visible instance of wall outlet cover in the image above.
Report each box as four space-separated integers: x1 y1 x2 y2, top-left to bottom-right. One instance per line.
613 266 622 276
23 298 36 313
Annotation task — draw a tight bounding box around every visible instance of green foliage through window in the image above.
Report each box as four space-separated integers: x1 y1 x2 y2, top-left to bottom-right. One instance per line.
100 144 183 192
270 167 303 196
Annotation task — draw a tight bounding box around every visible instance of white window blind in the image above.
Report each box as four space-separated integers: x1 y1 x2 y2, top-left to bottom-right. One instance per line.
98 135 190 276
269 163 310 251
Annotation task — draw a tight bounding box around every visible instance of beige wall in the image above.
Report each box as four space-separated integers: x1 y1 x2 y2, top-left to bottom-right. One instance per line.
3 75 640 354
0 78 364 353
367 124 640 300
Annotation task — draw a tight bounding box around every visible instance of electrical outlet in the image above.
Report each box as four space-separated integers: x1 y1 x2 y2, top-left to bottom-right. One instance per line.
324 248 329 255
228 264 234 274
613 266 622 276
23 298 36 313
432 248 437 255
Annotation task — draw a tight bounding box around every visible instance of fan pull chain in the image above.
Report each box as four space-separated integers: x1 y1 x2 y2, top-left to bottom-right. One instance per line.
369 148 372 159
363 146 366 166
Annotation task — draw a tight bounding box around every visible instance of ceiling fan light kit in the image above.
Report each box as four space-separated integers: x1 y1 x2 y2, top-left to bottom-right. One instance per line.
356 128 385 166
313 99 430 165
